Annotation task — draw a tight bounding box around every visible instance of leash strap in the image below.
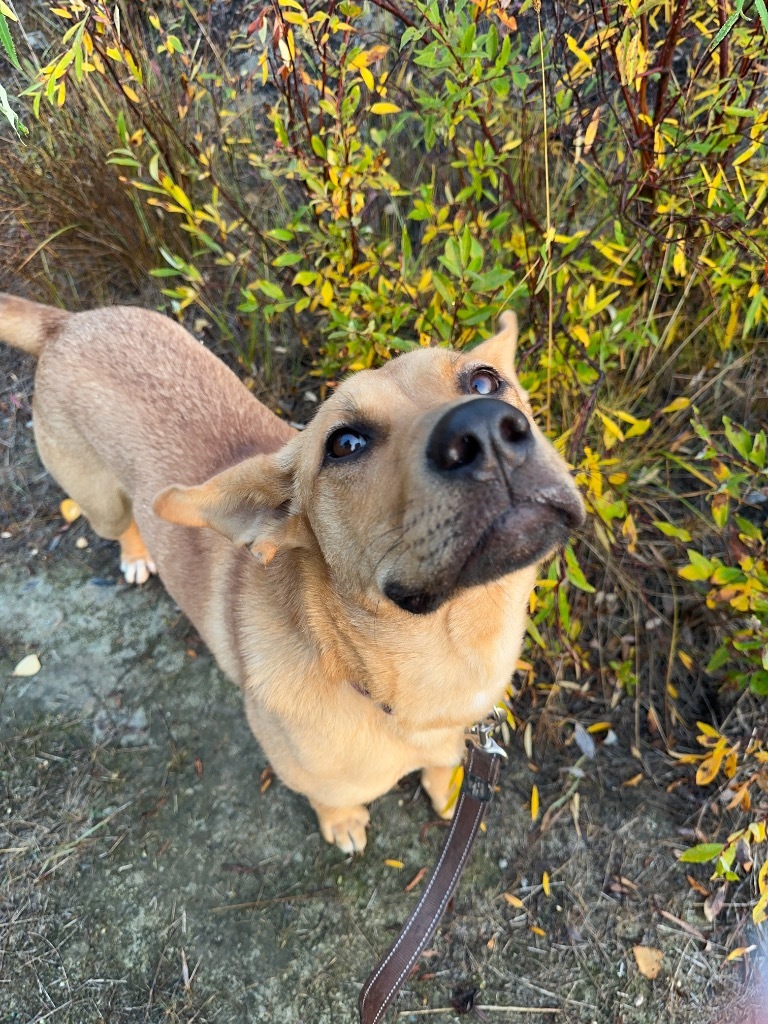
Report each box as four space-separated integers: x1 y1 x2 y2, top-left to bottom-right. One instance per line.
358 742 502 1024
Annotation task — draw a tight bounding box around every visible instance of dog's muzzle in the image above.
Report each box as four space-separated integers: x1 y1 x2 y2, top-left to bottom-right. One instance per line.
383 397 585 615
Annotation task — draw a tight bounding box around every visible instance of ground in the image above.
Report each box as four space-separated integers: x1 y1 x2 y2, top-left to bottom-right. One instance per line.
1 342 765 1024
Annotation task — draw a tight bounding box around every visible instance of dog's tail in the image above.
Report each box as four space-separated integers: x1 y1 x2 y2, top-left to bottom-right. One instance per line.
0 293 69 358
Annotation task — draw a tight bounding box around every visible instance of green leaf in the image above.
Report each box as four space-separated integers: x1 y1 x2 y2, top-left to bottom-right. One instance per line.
749 430 766 469
0 80 25 136
678 843 724 863
0 11 21 71
272 251 303 267
706 645 730 674
564 544 595 593
254 279 285 300
292 270 319 287
723 417 752 461
654 521 692 542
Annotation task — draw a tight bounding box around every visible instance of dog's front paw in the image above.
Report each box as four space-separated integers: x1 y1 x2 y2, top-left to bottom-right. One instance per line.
117 521 157 586
120 555 157 586
314 804 370 854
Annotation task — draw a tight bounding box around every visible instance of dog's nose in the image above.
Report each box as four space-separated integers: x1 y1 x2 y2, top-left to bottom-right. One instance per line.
426 397 531 476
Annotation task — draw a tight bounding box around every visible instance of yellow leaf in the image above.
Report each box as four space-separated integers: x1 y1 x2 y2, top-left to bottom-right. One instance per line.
122 84 140 103
726 945 756 961
660 396 691 414
0 0 18 20
753 891 768 927
371 102 400 115
566 34 593 69
503 892 525 909
758 859 768 896
529 925 546 937
678 651 693 671
60 498 81 522
696 721 722 739
281 10 306 24
384 859 404 869
320 280 333 306
622 514 637 554
531 784 539 822
633 946 663 979
584 107 599 154
696 748 725 786
12 654 41 677
542 871 550 896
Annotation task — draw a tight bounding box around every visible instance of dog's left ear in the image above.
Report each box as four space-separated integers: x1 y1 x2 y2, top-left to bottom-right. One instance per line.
153 443 303 565
469 310 518 377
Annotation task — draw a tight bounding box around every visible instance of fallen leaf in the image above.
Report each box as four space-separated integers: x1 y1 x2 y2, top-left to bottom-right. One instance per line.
623 773 643 787
703 885 727 922
385 859 404 869
726 945 756 961
60 498 81 522
686 874 709 897
524 721 534 759
12 654 41 677
574 722 596 758
502 892 525 909
404 867 426 892
259 765 274 794
542 871 551 896
633 945 663 979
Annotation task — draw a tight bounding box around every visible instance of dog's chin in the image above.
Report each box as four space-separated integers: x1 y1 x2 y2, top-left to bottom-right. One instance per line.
383 503 572 616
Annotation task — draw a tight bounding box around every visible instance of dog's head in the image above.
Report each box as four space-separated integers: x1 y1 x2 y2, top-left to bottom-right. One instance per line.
154 313 585 615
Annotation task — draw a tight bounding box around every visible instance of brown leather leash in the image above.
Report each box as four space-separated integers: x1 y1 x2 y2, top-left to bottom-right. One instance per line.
358 715 506 1024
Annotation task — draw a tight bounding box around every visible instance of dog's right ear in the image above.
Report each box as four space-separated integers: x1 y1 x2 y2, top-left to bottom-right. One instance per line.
153 444 303 564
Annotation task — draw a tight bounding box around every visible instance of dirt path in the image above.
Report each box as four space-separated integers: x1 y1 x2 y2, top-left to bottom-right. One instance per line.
1 346 763 1024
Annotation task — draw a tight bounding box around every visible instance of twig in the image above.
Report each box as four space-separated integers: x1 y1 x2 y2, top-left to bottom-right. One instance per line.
533 0 553 432
211 887 337 912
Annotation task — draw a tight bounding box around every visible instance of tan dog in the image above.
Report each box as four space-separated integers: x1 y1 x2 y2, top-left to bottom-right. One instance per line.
1 294 584 852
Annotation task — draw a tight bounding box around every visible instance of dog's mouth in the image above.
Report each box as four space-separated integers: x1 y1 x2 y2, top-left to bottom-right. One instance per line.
383 499 579 616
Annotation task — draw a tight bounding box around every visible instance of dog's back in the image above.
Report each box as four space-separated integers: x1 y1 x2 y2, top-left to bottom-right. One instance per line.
0 294 296 674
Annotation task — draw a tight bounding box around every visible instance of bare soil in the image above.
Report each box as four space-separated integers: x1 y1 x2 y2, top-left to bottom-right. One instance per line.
1 338 766 1024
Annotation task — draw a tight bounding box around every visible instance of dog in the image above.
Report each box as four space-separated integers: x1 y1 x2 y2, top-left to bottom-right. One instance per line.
0 294 584 852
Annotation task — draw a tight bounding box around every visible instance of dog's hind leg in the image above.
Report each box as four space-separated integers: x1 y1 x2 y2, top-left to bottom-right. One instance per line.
34 420 156 585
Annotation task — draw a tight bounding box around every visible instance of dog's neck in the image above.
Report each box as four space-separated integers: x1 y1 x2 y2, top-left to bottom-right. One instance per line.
256 545 536 732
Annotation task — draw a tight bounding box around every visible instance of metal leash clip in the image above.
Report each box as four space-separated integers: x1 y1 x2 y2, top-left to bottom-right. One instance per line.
468 706 508 759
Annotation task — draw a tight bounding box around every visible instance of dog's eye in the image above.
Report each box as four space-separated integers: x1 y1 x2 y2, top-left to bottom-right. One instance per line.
326 428 369 460
468 368 500 395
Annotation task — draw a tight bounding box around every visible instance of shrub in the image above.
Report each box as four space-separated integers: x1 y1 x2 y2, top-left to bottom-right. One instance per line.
2 0 767 931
